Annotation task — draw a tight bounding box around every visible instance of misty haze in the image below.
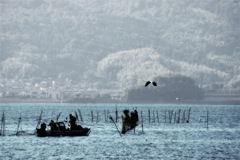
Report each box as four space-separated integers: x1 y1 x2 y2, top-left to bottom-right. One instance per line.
1 1 240 160
0 0 240 103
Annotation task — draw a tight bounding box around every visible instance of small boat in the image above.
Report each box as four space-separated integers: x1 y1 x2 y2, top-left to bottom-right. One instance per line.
36 122 90 137
121 109 138 134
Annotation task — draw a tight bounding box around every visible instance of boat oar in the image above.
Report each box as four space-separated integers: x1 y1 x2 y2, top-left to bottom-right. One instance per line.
34 111 43 134
109 115 122 137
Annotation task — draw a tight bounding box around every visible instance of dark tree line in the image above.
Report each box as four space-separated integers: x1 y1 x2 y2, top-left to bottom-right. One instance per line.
126 74 204 102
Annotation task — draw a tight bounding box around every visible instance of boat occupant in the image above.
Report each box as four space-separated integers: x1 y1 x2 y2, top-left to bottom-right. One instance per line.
40 123 46 131
130 108 139 127
48 119 57 130
121 110 130 134
69 114 77 129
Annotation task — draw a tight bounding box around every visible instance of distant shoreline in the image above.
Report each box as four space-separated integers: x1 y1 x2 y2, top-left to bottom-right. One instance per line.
0 95 239 105
0 98 60 104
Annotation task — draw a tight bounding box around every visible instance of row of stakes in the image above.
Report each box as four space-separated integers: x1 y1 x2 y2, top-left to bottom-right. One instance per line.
78 108 192 124
1 107 210 136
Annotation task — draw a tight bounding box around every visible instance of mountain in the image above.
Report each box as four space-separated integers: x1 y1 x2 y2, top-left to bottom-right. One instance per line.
90 48 230 89
1 0 240 91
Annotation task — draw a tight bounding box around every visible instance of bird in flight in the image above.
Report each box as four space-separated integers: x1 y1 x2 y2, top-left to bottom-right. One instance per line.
145 81 157 87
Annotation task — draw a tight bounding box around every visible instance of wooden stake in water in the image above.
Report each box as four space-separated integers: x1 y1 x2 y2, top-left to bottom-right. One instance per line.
156 111 159 123
74 111 79 122
78 109 83 122
115 105 118 123
109 115 122 137
141 111 144 133
0 112 2 136
96 111 99 123
207 109 209 130
177 109 181 123
153 111 155 123
107 110 109 122
104 110 107 122
187 107 191 123
182 110 186 123
91 111 94 123
168 111 171 123
148 109 150 123
169 110 173 123
1 112 5 136
165 111 166 123
16 117 21 135
174 111 176 123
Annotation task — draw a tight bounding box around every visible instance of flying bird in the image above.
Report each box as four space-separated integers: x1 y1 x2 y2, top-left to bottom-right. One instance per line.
145 81 157 87
176 97 180 100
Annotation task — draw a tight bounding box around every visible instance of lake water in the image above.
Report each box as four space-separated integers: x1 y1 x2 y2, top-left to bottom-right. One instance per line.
0 103 240 159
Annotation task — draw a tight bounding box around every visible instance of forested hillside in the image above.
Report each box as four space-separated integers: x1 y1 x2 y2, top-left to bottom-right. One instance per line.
1 0 240 91
126 74 204 102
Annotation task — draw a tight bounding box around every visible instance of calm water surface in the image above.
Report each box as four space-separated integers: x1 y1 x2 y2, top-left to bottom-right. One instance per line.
0 103 240 159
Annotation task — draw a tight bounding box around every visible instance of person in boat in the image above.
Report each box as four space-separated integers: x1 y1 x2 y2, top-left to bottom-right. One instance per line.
69 114 83 130
48 119 57 130
40 123 46 131
133 108 138 123
130 108 139 127
121 110 130 134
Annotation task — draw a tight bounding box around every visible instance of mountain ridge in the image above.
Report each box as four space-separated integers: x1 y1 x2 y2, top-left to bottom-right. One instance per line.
1 0 240 91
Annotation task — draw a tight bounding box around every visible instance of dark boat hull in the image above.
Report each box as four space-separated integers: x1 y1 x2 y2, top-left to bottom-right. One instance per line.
37 128 91 137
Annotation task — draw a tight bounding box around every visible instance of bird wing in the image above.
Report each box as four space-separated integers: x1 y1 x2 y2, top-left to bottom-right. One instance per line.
145 81 151 87
152 82 157 86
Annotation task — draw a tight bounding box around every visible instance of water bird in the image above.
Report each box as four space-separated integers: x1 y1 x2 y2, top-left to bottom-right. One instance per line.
145 81 157 87
176 97 180 100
